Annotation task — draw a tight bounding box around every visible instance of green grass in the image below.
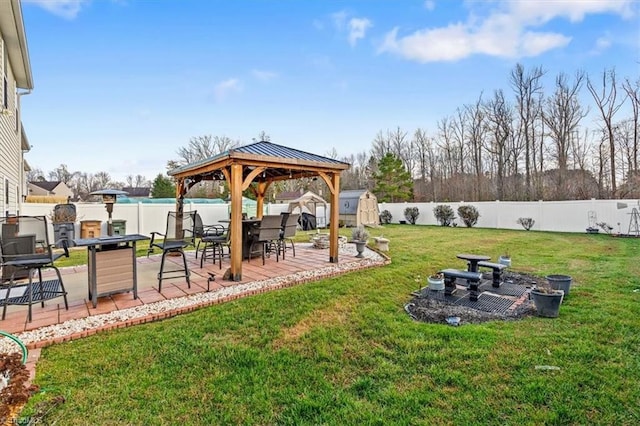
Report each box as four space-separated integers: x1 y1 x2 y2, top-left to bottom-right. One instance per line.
23 226 640 425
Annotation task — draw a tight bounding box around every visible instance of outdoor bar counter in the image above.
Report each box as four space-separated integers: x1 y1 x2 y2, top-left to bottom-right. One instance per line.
73 234 150 307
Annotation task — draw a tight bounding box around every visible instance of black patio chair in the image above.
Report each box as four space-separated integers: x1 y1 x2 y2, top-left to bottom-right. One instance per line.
148 211 195 291
278 213 300 260
199 225 230 269
193 212 226 259
0 215 69 322
247 215 282 265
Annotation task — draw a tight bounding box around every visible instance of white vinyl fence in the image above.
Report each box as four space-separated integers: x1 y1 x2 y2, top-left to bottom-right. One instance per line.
378 199 640 234
18 198 640 239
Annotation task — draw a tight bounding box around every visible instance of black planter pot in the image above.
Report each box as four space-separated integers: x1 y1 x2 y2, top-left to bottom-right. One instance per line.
546 274 572 297
530 289 564 318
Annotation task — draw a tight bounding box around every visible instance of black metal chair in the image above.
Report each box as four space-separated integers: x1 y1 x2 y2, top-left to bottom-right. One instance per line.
247 215 282 265
0 215 69 322
148 211 195 291
193 213 226 259
278 213 300 260
199 224 230 269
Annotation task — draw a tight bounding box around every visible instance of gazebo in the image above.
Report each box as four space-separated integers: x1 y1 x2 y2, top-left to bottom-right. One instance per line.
169 141 350 281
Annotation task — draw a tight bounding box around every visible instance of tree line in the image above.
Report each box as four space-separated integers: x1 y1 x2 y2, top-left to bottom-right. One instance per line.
30 64 639 202
339 64 639 201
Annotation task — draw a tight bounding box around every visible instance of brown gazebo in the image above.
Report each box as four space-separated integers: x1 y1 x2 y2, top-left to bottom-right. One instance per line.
169 141 350 281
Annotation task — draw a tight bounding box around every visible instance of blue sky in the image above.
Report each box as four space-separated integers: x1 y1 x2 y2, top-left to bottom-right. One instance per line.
20 0 640 182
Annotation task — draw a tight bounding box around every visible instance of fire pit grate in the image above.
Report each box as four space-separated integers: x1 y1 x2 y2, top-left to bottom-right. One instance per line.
454 293 515 314
478 282 528 297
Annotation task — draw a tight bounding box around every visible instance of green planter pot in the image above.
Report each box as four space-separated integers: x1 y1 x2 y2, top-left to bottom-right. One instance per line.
531 289 564 318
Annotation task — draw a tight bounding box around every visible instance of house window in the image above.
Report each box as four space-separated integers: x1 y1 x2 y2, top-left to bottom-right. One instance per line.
5 179 9 205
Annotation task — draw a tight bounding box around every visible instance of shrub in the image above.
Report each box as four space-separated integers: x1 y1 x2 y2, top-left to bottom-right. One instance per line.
457 205 480 228
404 207 420 225
351 225 370 242
516 217 535 231
380 210 392 224
433 205 455 226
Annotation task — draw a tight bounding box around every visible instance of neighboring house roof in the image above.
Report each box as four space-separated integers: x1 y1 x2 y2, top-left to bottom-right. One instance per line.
30 181 62 192
122 187 151 197
275 191 303 201
0 0 33 89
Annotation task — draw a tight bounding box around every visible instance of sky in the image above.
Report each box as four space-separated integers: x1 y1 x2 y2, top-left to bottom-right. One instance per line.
18 0 640 183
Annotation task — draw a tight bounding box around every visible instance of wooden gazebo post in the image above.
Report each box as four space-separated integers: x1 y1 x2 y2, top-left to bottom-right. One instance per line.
229 163 244 281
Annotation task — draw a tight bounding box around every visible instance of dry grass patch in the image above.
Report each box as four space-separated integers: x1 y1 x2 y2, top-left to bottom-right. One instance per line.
272 295 358 350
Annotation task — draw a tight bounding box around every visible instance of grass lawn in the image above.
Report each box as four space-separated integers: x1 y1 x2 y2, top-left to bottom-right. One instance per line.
23 225 640 425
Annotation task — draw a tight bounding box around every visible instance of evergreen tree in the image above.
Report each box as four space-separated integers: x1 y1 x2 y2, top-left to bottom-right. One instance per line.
373 153 413 202
151 174 176 198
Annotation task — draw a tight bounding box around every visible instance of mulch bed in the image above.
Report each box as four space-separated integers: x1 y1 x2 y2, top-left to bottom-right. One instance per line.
0 353 38 426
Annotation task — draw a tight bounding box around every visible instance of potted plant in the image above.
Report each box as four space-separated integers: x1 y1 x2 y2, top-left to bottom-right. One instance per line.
427 272 444 291
351 225 370 258
498 251 511 267
530 280 564 318
545 274 572 297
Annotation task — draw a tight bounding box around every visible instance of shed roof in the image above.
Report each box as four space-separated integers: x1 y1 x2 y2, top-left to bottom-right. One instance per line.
339 189 372 198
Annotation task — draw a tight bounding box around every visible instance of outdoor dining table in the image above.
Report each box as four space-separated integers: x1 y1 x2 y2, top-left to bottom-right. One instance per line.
219 218 262 259
456 253 491 273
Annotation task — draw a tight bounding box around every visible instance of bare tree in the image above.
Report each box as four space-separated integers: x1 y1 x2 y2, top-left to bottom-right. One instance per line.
255 130 271 142
587 68 626 196
483 90 514 200
543 71 588 199
622 77 640 174
370 130 392 161
48 164 77 185
412 129 433 201
26 168 45 182
174 135 241 166
464 95 487 201
510 63 545 200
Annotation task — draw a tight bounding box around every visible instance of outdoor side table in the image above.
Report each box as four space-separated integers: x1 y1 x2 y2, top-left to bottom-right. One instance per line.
456 253 491 273
74 234 150 308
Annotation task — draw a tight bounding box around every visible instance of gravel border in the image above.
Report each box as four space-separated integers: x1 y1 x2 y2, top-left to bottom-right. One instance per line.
1 244 388 352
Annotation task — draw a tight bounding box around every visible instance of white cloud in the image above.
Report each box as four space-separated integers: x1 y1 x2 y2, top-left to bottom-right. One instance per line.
377 0 627 62
251 70 278 81
22 0 89 19
424 1 436 11
591 34 613 55
330 10 372 46
509 0 636 24
348 18 372 47
214 78 242 102
331 10 348 30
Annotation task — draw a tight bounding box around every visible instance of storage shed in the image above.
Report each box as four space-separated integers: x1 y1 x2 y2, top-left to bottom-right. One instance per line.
338 190 380 227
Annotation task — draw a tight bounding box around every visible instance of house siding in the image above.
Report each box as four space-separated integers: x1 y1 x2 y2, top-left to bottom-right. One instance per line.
0 35 24 215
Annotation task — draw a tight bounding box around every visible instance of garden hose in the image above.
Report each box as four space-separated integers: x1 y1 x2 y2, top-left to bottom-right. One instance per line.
0 331 28 365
